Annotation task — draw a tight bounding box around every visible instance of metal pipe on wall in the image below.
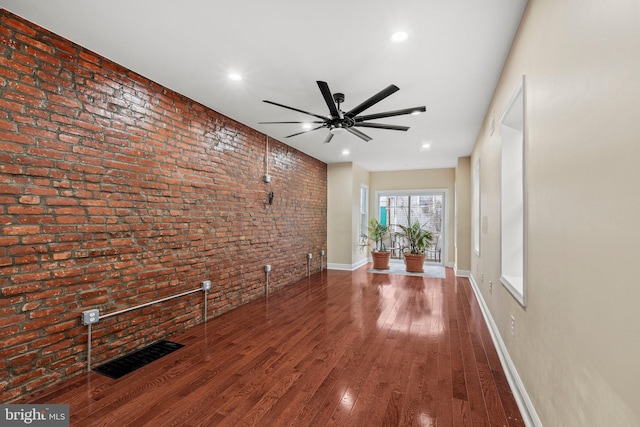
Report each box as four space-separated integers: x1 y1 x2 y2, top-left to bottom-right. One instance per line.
265 264 272 295
82 285 208 372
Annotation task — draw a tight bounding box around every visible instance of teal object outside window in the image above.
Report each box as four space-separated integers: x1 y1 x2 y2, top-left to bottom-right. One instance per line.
380 206 387 226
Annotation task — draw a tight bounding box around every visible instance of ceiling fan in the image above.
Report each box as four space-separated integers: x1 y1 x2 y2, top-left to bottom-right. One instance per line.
260 81 426 143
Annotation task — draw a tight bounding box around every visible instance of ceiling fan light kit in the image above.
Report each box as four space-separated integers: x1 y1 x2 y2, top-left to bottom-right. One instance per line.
260 81 426 143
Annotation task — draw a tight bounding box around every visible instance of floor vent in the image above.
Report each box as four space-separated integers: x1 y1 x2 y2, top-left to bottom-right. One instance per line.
93 340 184 379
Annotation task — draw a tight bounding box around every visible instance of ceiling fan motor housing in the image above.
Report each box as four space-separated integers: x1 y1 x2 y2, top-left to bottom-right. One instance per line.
329 116 355 130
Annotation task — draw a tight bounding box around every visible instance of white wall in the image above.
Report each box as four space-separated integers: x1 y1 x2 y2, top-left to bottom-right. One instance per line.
455 157 471 274
327 163 353 267
327 162 370 268
472 0 640 425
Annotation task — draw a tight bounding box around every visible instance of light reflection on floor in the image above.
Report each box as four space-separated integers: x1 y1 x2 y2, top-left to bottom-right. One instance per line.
373 276 445 337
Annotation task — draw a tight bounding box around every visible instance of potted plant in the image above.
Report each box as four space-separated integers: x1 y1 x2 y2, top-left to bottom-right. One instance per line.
397 221 433 273
360 218 391 270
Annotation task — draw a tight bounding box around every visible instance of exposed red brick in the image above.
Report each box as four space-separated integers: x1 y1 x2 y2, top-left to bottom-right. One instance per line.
18 195 40 204
8 205 45 215
0 10 326 403
0 236 19 246
43 320 76 335
2 225 41 235
0 314 25 328
24 372 62 392
21 302 41 312
2 283 41 296
9 352 38 367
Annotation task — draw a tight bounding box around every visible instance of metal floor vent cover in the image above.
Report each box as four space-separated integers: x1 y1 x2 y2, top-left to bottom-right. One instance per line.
93 340 184 379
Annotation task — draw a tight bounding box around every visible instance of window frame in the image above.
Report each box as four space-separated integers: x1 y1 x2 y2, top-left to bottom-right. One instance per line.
360 184 369 241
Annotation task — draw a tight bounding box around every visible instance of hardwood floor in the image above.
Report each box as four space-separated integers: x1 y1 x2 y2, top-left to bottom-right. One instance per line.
22 266 524 426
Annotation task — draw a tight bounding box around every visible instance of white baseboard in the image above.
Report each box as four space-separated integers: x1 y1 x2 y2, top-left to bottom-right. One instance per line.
453 264 470 277
327 263 354 271
327 258 368 271
468 274 543 427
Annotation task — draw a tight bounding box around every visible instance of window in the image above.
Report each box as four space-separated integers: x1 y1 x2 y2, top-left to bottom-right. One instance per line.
360 185 368 239
473 159 481 255
500 76 526 306
378 191 446 264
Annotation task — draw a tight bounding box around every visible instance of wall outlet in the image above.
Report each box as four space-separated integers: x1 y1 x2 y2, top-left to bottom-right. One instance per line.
481 273 484 284
307 253 313 259
264 264 271 272
201 280 212 291
510 316 516 336
489 280 492 294
82 309 100 325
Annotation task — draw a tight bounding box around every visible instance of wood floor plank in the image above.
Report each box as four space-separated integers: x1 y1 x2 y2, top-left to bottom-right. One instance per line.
339 327 396 426
456 282 494 426
315 290 409 426
453 397 473 426
435 274 455 427
266 330 357 425
18 266 523 426
397 281 436 426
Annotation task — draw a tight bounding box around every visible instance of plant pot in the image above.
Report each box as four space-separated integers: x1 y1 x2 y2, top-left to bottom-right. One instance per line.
371 251 391 270
404 253 426 273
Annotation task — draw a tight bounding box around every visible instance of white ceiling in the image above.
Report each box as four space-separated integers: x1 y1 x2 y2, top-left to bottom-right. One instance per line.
0 0 527 171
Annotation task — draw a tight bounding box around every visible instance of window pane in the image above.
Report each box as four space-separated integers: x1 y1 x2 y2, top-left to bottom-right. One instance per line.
410 195 443 233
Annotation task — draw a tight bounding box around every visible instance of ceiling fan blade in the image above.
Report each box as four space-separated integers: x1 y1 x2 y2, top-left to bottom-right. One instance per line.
285 125 325 138
354 122 410 131
323 133 334 144
259 121 324 124
346 127 372 142
263 100 329 121
355 106 426 122
317 81 340 118
345 84 399 117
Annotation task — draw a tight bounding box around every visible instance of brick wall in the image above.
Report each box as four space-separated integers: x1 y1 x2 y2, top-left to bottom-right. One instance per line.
0 10 327 402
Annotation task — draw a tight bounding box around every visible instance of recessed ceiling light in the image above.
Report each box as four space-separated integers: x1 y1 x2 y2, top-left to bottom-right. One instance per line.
228 73 242 81
422 142 431 149
391 31 408 43
342 149 350 155
302 123 312 130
